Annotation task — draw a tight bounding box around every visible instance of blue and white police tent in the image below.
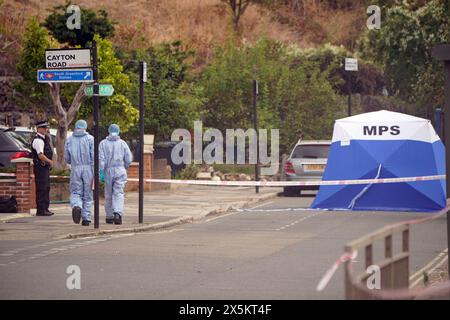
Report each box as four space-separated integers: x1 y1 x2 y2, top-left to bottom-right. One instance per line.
311 110 446 212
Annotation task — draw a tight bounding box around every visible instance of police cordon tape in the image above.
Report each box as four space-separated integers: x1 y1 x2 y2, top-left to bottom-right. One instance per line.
0 173 446 186
141 175 445 186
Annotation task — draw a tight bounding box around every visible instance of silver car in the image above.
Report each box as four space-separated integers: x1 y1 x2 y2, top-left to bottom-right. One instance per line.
283 140 331 196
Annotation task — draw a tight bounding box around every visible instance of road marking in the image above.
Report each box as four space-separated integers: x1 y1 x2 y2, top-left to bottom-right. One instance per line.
140 229 182 235
204 210 242 223
276 212 320 231
250 201 274 209
204 201 273 223
0 239 71 257
410 256 448 288
409 248 448 288
237 206 321 212
0 233 135 268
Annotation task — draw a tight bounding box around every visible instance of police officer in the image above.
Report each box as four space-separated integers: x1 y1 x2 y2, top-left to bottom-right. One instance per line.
32 120 54 216
99 124 132 225
64 120 94 226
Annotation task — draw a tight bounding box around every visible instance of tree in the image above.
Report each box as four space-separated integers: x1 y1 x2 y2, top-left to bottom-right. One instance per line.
43 1 115 47
15 17 53 115
358 0 450 118
16 20 137 168
67 35 139 163
122 41 204 141
297 44 385 96
221 0 262 30
199 38 345 153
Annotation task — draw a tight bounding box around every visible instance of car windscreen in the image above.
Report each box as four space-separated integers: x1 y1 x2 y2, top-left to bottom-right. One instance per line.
14 131 33 144
0 131 31 150
16 131 56 148
292 145 329 159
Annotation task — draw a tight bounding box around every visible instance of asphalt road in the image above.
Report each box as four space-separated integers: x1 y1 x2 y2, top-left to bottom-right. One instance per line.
0 192 447 300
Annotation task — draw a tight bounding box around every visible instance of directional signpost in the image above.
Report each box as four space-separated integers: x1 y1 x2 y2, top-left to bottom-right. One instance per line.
37 69 93 83
84 84 114 96
37 45 102 229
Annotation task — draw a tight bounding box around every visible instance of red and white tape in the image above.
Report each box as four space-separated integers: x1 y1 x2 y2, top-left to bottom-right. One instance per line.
0 173 69 179
316 250 358 292
136 174 445 187
1 173 445 186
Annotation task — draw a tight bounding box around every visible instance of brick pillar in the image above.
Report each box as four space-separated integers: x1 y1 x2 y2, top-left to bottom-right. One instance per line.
143 134 154 192
126 163 139 192
11 158 33 213
144 153 152 191
30 172 36 209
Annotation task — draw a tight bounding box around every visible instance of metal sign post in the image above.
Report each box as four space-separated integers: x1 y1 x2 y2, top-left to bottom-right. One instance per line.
345 58 358 116
92 40 100 229
432 44 450 283
39 45 96 225
139 61 147 224
253 80 259 194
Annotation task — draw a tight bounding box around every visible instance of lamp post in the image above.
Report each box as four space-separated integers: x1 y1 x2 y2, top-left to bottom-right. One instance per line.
139 61 147 224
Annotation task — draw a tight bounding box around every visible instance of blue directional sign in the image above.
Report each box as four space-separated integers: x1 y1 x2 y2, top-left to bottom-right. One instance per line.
37 68 94 83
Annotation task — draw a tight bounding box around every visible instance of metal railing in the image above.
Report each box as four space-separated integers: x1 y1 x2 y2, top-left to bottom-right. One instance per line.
344 209 450 300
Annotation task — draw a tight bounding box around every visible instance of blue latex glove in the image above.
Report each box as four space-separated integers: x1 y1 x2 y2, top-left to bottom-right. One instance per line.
99 169 105 183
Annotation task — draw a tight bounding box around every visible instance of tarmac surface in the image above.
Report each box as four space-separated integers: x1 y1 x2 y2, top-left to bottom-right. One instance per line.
0 189 447 299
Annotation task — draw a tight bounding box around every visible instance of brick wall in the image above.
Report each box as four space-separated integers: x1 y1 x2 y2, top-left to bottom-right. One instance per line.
0 158 32 213
127 153 151 192
0 180 16 197
150 158 171 191
126 153 171 192
0 153 172 214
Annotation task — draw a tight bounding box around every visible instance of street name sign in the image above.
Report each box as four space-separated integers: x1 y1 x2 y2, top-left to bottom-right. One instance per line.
345 58 358 71
84 84 114 96
37 69 94 83
45 48 91 69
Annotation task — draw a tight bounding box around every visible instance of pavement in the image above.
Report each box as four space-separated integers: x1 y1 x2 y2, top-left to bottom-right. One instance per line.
0 185 281 241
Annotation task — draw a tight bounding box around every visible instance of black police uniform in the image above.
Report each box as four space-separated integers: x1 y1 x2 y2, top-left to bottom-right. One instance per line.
32 132 54 215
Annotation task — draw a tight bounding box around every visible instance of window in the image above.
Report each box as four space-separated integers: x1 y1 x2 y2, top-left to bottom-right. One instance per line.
292 145 329 159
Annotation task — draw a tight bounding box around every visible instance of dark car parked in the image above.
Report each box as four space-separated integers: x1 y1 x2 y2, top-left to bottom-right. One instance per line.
0 126 32 168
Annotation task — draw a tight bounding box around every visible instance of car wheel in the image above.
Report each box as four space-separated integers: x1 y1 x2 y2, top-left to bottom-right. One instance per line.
283 186 300 197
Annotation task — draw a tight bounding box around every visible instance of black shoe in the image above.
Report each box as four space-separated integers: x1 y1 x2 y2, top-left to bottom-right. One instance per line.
105 217 115 224
36 211 53 216
114 213 122 225
81 220 90 226
72 206 81 224
45 210 55 216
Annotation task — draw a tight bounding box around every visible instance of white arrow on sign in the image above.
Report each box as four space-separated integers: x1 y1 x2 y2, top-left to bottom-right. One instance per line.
84 71 91 79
